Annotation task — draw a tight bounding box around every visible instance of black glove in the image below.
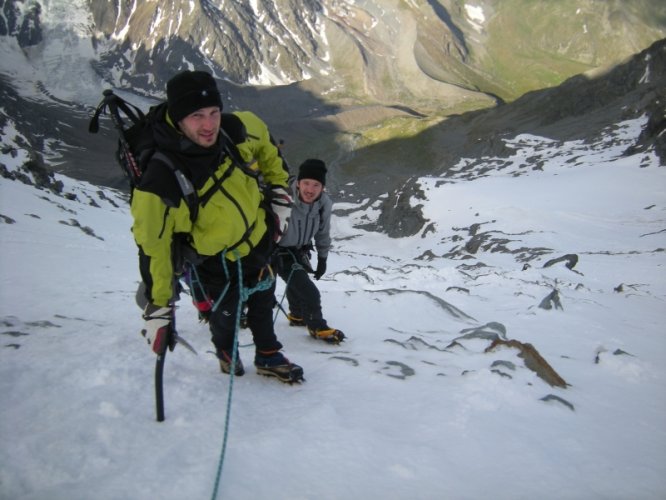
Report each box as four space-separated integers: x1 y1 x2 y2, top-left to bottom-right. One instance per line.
296 247 314 273
314 257 327 280
141 303 173 355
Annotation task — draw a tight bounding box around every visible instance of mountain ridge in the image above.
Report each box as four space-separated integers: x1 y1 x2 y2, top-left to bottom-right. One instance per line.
1 0 665 236
4 1 664 106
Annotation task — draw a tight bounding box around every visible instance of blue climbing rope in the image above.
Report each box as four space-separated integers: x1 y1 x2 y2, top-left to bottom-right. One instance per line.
210 251 275 500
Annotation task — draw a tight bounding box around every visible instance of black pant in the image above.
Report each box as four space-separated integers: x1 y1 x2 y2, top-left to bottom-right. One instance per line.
198 239 282 355
275 248 327 330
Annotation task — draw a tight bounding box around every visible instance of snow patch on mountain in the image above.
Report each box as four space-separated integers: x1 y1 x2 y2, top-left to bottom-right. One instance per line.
464 3 486 33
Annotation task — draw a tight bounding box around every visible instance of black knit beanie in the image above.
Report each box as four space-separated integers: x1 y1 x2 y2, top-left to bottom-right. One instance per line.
298 159 327 185
166 70 223 123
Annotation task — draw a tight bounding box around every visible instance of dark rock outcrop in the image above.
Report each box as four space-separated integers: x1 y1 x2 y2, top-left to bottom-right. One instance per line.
485 338 568 388
543 254 579 270
1 0 43 47
539 290 563 311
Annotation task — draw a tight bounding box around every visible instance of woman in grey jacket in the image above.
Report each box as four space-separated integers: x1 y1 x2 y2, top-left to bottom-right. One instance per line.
274 159 345 344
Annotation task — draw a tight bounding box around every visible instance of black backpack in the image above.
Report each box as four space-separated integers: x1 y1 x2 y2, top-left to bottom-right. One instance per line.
88 90 258 223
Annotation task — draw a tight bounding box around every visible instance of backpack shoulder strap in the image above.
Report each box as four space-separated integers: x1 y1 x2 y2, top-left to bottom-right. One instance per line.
151 151 199 224
219 128 262 181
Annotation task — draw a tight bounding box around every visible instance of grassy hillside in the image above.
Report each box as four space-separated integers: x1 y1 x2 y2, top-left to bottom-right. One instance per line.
472 0 666 101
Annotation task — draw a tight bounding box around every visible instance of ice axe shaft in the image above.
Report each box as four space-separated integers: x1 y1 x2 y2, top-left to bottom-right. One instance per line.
155 351 166 422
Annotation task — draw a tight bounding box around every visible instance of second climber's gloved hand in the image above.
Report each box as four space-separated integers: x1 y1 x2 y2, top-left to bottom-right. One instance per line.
302 244 313 261
141 303 173 355
269 185 292 241
314 257 327 280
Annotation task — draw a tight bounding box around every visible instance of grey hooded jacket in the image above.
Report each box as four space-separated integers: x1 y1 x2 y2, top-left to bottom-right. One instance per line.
278 180 332 259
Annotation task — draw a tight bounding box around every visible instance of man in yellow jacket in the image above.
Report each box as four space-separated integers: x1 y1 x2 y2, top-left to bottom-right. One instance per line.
131 70 303 383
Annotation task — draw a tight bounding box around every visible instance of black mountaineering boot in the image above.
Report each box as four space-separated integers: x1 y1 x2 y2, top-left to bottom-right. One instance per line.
254 351 304 383
308 327 346 344
217 350 245 376
287 313 306 327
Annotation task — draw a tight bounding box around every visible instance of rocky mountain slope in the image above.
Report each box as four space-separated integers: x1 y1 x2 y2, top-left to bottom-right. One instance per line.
360 38 666 236
3 0 664 108
1 0 665 235
84 0 666 107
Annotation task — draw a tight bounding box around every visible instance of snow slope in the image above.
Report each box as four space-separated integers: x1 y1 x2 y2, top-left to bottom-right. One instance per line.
1 118 665 499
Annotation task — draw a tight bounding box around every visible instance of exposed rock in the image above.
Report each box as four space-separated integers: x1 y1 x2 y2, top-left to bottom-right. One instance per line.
58 219 104 241
491 369 513 380
329 356 359 367
540 394 575 411
490 359 517 379
375 182 428 238
381 361 416 380
2 2 665 244
0 0 43 47
491 360 517 371
595 347 636 364
447 322 508 348
624 91 666 164
415 249 438 261
16 1 42 47
465 234 484 254
82 0 665 110
485 338 568 388
539 290 563 311
543 253 579 270
468 223 482 236
374 288 476 321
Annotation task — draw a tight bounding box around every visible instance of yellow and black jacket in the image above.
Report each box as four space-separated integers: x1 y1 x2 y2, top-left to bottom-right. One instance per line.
130 105 288 307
